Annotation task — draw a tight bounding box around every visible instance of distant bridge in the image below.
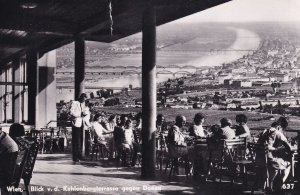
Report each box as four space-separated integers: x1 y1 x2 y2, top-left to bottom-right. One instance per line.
57 64 203 76
57 69 193 77
57 85 139 90
84 63 202 70
158 49 255 53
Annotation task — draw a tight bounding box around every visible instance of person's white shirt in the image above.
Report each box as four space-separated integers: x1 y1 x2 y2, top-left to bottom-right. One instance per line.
124 127 134 146
70 100 85 127
92 121 111 142
193 124 206 137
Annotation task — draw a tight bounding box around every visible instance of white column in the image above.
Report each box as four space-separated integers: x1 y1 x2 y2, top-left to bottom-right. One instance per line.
36 50 57 129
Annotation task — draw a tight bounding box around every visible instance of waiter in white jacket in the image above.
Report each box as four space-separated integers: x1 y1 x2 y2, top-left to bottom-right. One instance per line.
70 93 87 163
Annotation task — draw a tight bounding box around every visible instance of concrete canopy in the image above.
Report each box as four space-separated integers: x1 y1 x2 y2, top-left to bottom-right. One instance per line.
0 0 231 65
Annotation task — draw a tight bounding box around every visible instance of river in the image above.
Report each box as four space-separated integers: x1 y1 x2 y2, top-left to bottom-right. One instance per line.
57 27 261 102
86 27 261 88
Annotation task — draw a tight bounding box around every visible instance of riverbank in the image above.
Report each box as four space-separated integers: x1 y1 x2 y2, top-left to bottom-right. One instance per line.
85 27 261 88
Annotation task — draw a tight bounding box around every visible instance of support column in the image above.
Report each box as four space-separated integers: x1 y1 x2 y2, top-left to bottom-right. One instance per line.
297 132 300 191
0 69 4 122
7 67 13 122
74 36 86 157
27 50 38 126
13 59 22 123
74 37 85 100
35 50 57 129
141 5 156 179
4 69 8 123
23 59 28 123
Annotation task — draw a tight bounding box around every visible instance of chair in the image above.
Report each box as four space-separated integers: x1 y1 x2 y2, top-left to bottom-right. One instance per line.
248 142 269 194
192 137 208 179
0 140 35 195
156 133 168 171
165 145 192 179
224 138 252 187
90 142 109 161
206 139 226 182
21 138 39 195
288 147 298 181
133 129 142 144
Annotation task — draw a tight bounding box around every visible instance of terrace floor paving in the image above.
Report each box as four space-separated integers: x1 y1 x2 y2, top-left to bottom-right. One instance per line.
18 153 286 195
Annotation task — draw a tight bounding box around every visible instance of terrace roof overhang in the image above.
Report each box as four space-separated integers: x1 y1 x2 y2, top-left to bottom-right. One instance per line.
0 0 231 65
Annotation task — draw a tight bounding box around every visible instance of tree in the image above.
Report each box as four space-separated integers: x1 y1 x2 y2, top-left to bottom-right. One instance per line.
178 80 184 86
164 82 171 89
271 82 281 94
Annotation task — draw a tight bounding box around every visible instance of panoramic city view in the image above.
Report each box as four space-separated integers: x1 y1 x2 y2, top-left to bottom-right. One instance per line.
57 15 300 132
1 0 300 195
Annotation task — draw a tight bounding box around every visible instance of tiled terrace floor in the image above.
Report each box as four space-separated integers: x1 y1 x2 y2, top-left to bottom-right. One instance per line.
20 154 284 195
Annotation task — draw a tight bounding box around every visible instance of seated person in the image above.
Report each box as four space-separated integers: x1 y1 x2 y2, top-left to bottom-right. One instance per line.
133 113 142 144
156 114 168 149
168 115 187 148
235 114 251 139
207 124 222 141
156 114 168 133
104 115 117 132
102 115 117 157
0 126 19 188
9 123 33 152
114 115 130 166
167 115 192 175
114 116 138 167
114 115 128 151
92 113 114 154
257 121 293 191
219 118 236 139
124 119 139 167
277 116 288 132
189 113 207 179
9 123 25 141
189 113 206 138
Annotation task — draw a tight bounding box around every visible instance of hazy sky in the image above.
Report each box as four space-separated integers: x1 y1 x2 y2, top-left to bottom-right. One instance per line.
175 0 300 23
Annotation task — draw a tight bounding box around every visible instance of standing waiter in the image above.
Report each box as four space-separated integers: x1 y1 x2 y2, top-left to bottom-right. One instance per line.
70 93 87 163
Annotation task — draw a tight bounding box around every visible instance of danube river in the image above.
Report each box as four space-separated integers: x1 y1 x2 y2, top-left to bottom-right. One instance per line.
87 27 260 88
57 27 260 102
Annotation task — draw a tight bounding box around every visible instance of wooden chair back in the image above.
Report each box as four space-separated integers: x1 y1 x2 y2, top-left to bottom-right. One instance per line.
22 138 39 187
248 142 269 167
248 142 270 191
224 138 247 162
193 137 207 146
